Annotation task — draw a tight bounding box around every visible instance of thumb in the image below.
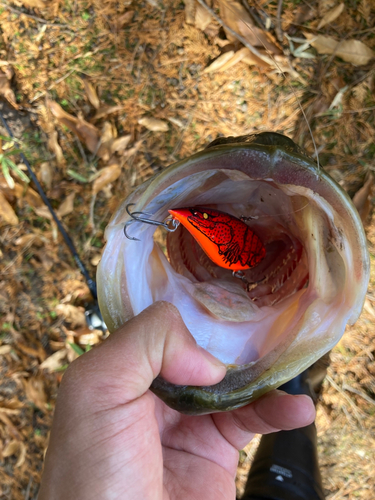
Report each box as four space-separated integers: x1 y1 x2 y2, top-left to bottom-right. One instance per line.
63 301 226 407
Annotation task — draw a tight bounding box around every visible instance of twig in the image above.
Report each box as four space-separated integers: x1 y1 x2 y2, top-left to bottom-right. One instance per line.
195 0 275 67
1 2 71 28
240 0 265 29
342 383 375 407
24 476 33 500
276 0 284 42
326 375 364 428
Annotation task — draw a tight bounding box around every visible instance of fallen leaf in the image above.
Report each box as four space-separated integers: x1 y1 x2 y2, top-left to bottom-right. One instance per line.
56 304 87 328
2 440 20 458
93 105 124 120
0 70 17 108
39 349 68 372
78 332 101 345
39 162 53 190
168 117 184 128
317 3 344 29
217 0 281 54
56 192 76 217
115 10 134 28
364 297 375 317
204 51 235 73
90 254 101 266
0 191 18 225
92 163 121 195
195 4 212 31
110 134 131 154
242 49 271 68
15 234 43 246
184 0 196 24
305 34 375 65
138 117 169 132
215 47 254 72
353 172 374 223
34 250 55 271
47 99 100 153
14 183 43 208
15 442 26 468
81 77 100 109
47 130 65 165
18 0 46 8
23 377 47 411
97 121 117 160
0 345 12 355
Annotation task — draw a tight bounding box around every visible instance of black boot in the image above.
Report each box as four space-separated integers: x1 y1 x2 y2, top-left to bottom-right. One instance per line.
240 355 329 500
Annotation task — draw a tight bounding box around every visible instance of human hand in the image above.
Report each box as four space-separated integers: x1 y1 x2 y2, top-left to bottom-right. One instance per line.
38 302 315 500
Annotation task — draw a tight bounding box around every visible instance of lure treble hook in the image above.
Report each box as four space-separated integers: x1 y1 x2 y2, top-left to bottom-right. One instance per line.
124 203 180 241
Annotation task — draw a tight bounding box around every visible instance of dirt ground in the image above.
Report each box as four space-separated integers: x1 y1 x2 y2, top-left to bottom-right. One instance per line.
0 1 375 499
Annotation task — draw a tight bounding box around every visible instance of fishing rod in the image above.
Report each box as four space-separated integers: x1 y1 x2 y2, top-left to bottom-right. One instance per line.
0 108 106 332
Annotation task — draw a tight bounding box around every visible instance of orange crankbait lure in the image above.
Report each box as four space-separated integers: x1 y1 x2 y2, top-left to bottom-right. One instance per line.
169 207 266 272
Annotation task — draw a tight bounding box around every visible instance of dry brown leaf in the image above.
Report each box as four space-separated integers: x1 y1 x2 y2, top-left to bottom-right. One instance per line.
14 183 43 208
35 250 54 271
0 191 18 225
23 377 47 411
116 10 134 28
39 349 68 372
242 49 271 68
353 172 374 223
364 298 375 318
90 254 101 266
39 162 53 190
15 441 26 468
92 163 121 195
195 4 212 31
56 304 87 328
317 3 344 29
138 117 169 132
217 0 281 54
47 130 65 165
94 105 124 120
34 206 52 220
15 234 43 246
18 0 46 8
305 34 375 65
78 332 101 345
184 0 196 24
203 51 235 73
0 345 12 355
215 47 252 72
81 78 100 109
97 121 117 160
2 440 20 458
110 135 131 154
47 99 100 153
56 192 75 217
0 70 17 108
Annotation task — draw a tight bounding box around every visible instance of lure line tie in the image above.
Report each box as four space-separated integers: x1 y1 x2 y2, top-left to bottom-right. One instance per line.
124 203 180 241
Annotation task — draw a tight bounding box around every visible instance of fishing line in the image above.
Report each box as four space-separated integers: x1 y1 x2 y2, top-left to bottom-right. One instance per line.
0 110 106 332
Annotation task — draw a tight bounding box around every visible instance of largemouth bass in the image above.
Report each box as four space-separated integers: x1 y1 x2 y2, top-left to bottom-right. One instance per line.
97 132 369 415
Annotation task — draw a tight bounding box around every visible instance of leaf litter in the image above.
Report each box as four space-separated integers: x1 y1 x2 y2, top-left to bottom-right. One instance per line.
0 0 375 498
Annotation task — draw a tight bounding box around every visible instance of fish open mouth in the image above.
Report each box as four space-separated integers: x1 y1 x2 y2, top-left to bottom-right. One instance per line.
97 133 369 414
163 181 311 366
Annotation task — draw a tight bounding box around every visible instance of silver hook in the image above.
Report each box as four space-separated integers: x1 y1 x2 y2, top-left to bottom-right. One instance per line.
124 203 180 241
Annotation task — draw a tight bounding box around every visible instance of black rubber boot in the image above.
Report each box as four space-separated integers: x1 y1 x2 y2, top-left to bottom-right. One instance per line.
240 355 329 500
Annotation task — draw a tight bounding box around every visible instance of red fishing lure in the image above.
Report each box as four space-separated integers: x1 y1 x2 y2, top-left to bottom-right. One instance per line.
168 207 266 272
